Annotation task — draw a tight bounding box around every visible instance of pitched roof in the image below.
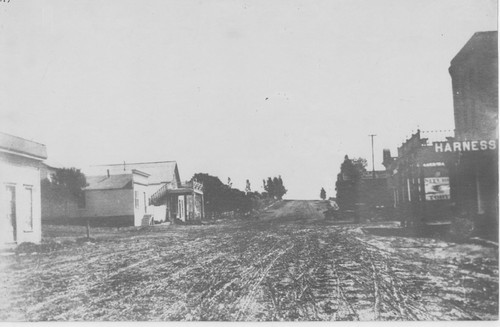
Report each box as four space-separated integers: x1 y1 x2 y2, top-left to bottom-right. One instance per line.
88 161 180 185
85 174 133 190
0 132 47 160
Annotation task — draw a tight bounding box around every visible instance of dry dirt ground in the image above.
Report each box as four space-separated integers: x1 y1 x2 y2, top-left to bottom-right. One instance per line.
0 200 498 321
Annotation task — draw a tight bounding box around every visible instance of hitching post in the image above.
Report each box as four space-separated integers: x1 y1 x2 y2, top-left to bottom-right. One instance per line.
86 217 90 240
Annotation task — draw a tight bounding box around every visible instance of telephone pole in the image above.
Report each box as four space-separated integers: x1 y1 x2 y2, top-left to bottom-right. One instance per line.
369 134 376 178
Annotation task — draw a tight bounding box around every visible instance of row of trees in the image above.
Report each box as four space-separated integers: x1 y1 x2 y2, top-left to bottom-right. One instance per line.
263 176 287 200
192 173 287 216
193 173 288 216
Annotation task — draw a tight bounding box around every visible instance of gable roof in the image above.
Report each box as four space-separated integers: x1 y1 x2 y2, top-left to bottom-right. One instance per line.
88 161 180 185
0 132 47 160
85 174 133 190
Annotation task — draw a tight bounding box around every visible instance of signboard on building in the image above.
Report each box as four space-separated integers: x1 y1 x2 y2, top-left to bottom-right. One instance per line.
433 140 498 153
424 177 450 201
360 171 389 179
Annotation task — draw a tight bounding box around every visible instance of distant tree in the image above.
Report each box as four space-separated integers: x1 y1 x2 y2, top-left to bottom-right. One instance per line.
263 175 287 200
264 177 275 198
245 179 251 194
335 155 367 210
274 175 287 200
320 187 326 200
352 158 368 177
42 167 88 207
193 173 258 216
193 173 227 213
279 176 287 199
273 177 279 197
51 167 87 198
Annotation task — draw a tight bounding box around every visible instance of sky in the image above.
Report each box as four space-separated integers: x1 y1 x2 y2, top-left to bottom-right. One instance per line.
0 0 497 199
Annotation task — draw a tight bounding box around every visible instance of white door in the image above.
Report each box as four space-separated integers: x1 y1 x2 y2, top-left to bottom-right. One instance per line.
3 185 17 243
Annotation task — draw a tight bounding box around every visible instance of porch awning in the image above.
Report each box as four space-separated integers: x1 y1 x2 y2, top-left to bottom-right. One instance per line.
165 188 198 195
150 181 203 206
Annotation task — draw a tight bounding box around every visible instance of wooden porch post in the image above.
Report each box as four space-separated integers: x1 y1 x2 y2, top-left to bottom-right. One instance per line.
192 191 196 220
170 196 175 225
201 193 205 219
166 196 170 224
184 195 187 221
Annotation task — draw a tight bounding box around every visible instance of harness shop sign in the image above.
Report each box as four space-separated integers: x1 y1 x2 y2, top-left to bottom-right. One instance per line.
433 140 497 153
425 177 450 201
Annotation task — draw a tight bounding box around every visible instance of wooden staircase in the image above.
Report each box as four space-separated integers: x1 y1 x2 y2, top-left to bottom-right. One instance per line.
141 214 153 226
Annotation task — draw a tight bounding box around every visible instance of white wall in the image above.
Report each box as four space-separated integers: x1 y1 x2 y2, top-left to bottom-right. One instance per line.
0 154 42 244
132 182 149 226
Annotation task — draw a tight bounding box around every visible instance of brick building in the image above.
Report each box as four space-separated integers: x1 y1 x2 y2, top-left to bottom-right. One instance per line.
383 31 498 233
383 131 455 227
448 31 498 234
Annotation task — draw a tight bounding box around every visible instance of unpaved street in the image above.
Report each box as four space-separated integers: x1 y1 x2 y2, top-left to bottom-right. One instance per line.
0 200 498 321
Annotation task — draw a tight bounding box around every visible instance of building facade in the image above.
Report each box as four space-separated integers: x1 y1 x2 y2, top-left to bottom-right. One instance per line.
382 31 498 233
383 131 455 227
83 169 150 226
42 161 204 226
0 133 47 245
86 161 204 224
335 155 393 220
450 31 498 141
448 31 498 233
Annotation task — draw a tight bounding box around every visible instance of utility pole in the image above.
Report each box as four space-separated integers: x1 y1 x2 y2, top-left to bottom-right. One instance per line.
369 134 376 179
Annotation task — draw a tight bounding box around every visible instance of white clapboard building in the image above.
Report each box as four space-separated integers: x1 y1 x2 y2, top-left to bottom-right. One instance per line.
0 132 47 245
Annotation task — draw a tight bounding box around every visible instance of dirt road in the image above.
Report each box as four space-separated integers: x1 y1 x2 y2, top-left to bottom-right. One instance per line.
0 200 497 321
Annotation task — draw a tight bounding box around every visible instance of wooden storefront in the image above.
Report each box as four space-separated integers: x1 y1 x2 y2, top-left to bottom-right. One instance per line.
149 179 204 223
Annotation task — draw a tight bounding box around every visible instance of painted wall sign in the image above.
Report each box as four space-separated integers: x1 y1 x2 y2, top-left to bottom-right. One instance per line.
425 177 450 201
433 140 498 153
